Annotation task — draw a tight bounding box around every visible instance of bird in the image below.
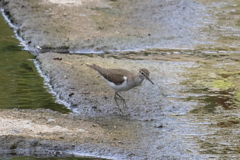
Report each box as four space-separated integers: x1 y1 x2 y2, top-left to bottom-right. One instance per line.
86 64 154 113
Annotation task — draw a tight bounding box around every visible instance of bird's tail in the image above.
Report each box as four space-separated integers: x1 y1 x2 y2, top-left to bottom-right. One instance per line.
86 63 101 71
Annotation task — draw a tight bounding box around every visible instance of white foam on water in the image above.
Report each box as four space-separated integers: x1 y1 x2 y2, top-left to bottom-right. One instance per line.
1 8 28 50
34 59 72 110
1 8 73 111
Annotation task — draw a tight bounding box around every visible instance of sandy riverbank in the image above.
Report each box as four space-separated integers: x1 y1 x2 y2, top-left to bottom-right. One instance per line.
1 0 208 54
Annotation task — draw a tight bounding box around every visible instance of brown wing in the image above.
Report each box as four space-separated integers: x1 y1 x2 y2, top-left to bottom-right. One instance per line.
98 69 128 85
86 64 132 85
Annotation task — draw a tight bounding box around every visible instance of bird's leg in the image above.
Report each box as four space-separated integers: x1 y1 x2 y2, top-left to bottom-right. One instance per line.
116 92 127 108
116 92 127 110
114 92 127 114
114 92 123 114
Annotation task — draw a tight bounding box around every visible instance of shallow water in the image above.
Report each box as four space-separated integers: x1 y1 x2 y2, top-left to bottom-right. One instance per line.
177 57 240 159
0 13 69 113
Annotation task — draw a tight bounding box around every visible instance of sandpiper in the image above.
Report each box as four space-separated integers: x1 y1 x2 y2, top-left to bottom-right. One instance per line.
86 64 154 113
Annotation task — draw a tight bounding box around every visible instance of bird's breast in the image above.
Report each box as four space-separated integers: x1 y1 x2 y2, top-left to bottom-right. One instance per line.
106 79 134 92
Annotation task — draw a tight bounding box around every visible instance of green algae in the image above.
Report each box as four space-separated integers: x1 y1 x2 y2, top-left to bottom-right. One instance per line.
181 58 240 113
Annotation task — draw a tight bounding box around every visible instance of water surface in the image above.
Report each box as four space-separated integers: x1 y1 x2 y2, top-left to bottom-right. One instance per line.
0 12 69 113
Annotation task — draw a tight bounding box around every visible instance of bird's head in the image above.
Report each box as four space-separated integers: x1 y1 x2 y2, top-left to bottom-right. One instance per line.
139 68 154 85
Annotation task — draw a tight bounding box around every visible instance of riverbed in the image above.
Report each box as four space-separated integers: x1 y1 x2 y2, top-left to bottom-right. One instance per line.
0 0 240 160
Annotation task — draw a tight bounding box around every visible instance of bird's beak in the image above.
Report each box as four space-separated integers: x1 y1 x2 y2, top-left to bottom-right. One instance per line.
144 75 154 85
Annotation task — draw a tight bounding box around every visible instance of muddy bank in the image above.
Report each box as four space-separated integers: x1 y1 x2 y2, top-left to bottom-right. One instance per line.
35 52 198 159
1 0 207 53
2 0 240 53
0 109 149 159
